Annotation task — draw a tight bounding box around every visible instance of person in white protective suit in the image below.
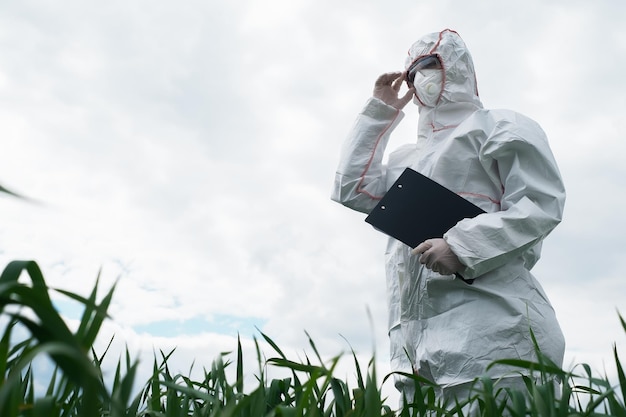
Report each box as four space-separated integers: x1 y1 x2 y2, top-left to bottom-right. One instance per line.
331 29 566 405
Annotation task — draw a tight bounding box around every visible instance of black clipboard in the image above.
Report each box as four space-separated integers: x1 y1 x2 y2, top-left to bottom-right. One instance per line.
365 168 485 282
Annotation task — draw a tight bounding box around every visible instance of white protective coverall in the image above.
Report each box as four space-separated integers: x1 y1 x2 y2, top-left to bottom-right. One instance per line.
331 29 566 394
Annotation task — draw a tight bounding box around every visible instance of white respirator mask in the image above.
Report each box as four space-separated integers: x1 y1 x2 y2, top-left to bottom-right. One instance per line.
413 69 443 107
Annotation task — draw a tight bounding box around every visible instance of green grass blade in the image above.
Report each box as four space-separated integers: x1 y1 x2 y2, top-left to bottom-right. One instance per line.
149 355 163 412
267 358 328 375
259 330 287 359
613 343 626 412
236 334 244 395
0 319 16 386
13 315 107 398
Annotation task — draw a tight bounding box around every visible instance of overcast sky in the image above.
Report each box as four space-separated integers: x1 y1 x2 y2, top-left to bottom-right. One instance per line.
1 0 625 404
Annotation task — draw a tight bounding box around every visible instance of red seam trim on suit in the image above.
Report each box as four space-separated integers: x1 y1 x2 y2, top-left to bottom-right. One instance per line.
457 191 501 205
433 124 459 132
430 29 459 54
355 108 402 200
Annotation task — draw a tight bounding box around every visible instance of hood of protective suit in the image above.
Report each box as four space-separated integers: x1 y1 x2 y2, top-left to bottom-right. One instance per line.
405 29 483 111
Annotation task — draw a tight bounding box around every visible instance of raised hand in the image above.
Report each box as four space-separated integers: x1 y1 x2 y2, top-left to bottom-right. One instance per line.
373 72 415 110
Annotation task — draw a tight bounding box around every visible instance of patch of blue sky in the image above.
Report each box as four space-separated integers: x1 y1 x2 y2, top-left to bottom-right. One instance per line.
51 298 265 338
53 297 89 321
132 315 266 338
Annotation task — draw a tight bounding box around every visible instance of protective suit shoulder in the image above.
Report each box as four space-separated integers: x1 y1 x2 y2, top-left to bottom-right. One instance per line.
480 109 551 149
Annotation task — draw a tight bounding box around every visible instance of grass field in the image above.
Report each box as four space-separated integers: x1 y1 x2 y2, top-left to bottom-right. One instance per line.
1 259 624 416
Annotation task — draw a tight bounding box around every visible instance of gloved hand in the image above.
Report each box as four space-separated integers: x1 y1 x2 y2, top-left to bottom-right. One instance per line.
411 238 465 275
373 72 415 110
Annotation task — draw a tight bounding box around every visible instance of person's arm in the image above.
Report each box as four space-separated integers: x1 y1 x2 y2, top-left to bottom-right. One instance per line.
331 72 413 214
444 115 566 279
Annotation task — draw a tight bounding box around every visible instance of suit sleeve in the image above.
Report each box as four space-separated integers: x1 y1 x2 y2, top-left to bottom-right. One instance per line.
331 98 404 214
444 115 566 279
